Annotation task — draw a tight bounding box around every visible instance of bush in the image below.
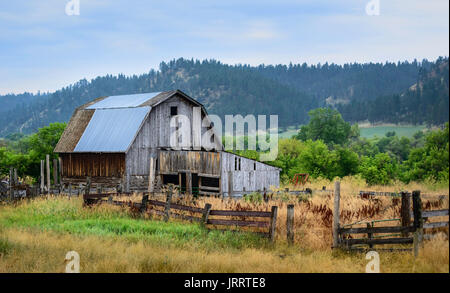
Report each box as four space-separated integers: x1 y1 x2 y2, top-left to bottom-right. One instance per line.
243 192 263 204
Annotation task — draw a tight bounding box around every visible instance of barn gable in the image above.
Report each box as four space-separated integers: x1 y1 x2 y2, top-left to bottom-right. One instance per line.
54 90 214 153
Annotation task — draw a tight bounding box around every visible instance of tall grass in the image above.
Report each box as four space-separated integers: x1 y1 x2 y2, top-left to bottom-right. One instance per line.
0 176 447 273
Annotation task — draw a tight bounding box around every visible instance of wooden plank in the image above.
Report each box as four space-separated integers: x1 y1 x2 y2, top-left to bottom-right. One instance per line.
198 191 220 196
148 199 166 207
343 237 414 246
423 221 449 229
423 209 449 218
198 173 220 178
209 210 272 217
207 218 269 228
199 186 220 191
84 193 111 199
170 212 202 222
168 202 204 213
339 226 416 234
159 171 178 176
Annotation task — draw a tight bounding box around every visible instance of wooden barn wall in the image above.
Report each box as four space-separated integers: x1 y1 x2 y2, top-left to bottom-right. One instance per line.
159 150 221 175
126 94 221 176
60 153 125 178
220 152 280 196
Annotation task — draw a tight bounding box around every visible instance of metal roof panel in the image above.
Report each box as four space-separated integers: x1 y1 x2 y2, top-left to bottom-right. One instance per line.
86 92 161 109
73 107 150 152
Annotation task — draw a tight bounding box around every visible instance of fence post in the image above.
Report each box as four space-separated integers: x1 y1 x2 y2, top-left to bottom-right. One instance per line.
40 160 45 194
269 206 278 242
401 191 411 237
58 157 62 186
68 183 72 198
186 172 192 195
367 223 373 249
13 168 18 185
164 185 173 222
53 159 58 191
83 177 91 206
287 204 294 245
140 193 149 214
9 167 13 200
148 157 155 194
332 181 341 248
202 203 212 226
412 190 423 257
46 154 50 195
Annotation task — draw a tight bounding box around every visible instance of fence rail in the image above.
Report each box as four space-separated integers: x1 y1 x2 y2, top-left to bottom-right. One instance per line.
83 188 278 241
335 188 449 255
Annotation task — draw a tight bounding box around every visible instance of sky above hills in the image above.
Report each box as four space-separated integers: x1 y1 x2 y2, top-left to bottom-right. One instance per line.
0 0 449 94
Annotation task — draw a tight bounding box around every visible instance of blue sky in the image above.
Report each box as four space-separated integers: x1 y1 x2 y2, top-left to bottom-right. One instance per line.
0 0 448 94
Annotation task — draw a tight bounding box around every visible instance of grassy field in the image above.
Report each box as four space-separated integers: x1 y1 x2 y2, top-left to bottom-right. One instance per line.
359 125 426 139
0 177 448 273
279 124 427 139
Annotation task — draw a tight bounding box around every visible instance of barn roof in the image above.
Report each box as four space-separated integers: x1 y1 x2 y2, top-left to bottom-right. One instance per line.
54 89 200 153
86 92 161 109
73 107 150 152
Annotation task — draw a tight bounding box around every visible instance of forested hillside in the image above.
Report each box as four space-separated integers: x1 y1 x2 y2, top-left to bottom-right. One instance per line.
337 57 449 125
0 57 447 137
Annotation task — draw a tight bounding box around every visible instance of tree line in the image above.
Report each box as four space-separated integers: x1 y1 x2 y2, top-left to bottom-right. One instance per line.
0 108 448 187
1 57 445 137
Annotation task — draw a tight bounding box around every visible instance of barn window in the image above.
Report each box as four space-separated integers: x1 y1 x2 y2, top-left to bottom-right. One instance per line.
170 106 178 116
254 162 256 170
239 158 241 170
235 157 238 171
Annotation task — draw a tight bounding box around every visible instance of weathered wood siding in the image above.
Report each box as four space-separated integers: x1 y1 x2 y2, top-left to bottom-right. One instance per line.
126 94 221 176
220 152 280 196
159 150 221 175
60 153 125 178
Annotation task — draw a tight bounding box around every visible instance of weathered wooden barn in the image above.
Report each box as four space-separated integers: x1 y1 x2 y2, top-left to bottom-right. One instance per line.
54 90 280 196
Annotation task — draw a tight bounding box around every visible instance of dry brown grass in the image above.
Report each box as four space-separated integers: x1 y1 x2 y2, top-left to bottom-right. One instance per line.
0 228 448 273
0 176 447 273
111 176 449 251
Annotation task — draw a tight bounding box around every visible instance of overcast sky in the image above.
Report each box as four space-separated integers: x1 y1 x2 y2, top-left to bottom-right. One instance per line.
0 0 448 94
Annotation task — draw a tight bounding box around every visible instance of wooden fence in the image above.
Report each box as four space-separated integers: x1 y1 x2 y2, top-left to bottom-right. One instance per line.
335 185 449 255
83 185 279 241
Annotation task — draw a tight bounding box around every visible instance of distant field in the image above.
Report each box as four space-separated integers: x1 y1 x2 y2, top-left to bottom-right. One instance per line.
279 125 427 139
359 125 426 139
278 126 300 138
